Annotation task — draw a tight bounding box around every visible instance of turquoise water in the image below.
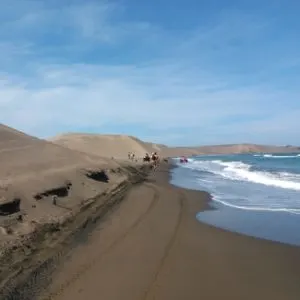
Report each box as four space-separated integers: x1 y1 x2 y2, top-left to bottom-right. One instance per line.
170 153 300 246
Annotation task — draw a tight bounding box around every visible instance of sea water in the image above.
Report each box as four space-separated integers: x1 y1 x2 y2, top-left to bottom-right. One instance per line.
170 153 300 246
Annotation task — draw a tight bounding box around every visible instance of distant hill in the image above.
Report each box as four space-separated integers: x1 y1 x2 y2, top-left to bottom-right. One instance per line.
50 132 300 158
160 143 300 157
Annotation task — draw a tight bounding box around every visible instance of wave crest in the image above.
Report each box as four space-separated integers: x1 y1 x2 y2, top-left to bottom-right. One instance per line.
178 159 300 191
254 154 300 158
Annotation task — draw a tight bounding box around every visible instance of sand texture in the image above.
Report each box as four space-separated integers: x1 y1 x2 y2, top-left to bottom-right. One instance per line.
1 123 300 300
2 164 300 300
0 124 150 295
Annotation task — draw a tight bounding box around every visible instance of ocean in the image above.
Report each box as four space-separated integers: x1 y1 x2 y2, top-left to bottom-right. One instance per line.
170 153 300 246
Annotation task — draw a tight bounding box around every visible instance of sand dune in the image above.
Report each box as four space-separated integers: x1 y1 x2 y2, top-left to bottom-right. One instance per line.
51 132 300 158
0 125 114 179
50 133 161 159
0 124 143 249
0 124 151 297
0 124 120 199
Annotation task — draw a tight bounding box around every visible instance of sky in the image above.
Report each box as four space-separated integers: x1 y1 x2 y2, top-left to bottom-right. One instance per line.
0 0 300 146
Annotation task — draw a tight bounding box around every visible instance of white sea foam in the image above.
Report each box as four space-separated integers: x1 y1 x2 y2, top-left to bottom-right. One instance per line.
178 159 300 191
257 154 300 158
173 156 300 214
211 195 300 215
266 154 299 158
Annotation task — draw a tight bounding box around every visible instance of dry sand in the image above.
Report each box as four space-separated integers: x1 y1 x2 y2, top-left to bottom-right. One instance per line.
2 163 299 300
49 133 159 159
0 124 121 244
0 124 151 298
1 124 300 300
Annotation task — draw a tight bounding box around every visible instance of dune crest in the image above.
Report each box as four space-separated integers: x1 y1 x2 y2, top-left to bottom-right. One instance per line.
50 133 162 158
50 132 300 158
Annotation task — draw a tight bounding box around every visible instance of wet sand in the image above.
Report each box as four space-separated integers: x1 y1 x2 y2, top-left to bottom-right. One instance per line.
20 162 298 300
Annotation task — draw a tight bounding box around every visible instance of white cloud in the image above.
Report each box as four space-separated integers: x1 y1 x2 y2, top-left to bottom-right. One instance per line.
0 0 155 49
0 1 299 145
1 62 298 140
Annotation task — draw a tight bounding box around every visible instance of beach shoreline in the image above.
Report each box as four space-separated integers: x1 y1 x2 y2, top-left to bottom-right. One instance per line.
1 161 300 300
0 162 151 299
171 154 300 246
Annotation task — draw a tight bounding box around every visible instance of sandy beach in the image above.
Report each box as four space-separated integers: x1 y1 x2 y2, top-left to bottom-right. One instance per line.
2 163 299 300
1 125 300 300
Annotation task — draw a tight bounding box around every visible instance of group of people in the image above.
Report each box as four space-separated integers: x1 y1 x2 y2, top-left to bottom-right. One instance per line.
128 152 136 161
143 152 160 169
127 151 160 170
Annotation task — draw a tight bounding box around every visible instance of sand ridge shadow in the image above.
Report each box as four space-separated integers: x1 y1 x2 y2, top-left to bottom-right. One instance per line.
85 170 109 183
0 198 21 216
34 182 72 201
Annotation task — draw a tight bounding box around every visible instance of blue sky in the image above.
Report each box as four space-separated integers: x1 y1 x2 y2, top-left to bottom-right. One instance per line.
0 0 300 146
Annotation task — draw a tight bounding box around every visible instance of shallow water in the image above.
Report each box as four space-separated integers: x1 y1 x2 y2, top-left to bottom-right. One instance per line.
170 153 300 246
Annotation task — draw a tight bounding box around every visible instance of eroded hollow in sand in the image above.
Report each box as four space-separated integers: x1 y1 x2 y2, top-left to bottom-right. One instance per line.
0 198 21 215
34 182 72 200
85 170 109 183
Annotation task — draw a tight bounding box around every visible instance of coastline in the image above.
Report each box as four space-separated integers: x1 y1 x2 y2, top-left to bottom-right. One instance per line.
171 156 300 246
169 160 300 246
168 160 213 210
1 161 300 299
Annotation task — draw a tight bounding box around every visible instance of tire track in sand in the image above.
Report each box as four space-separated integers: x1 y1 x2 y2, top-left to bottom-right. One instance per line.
41 183 160 300
142 189 186 300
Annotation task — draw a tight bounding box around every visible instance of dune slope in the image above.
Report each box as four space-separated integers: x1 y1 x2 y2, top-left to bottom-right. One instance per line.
50 133 160 158
0 124 135 245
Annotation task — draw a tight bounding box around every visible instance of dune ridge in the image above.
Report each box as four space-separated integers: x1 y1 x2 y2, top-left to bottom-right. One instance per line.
49 133 157 159
160 143 300 157
50 132 300 158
